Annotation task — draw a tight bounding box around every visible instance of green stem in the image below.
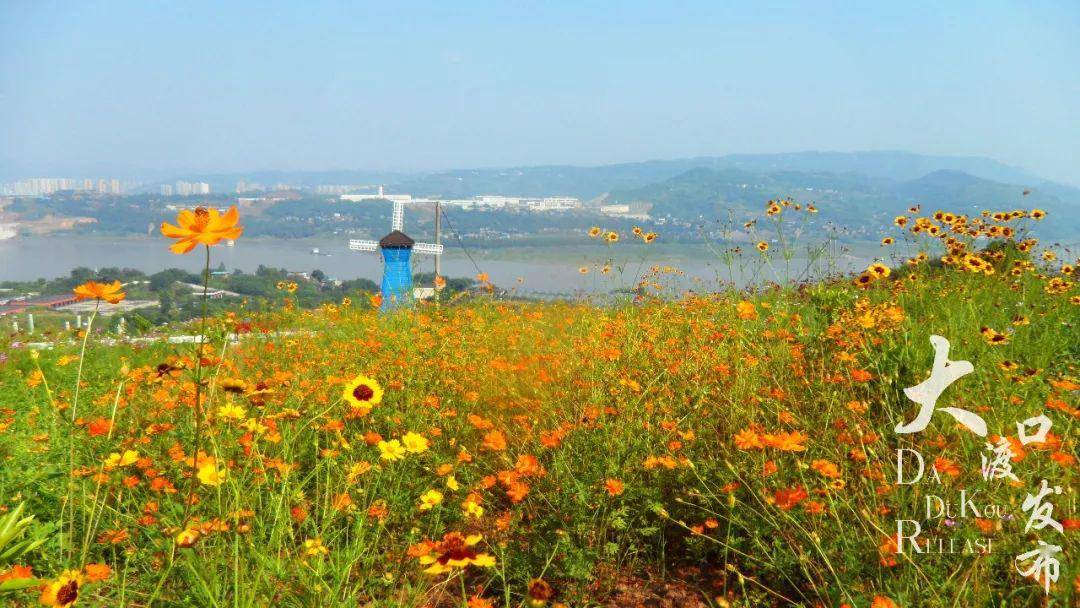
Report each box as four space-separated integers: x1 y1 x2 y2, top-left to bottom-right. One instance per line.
182 245 212 525
62 301 98 561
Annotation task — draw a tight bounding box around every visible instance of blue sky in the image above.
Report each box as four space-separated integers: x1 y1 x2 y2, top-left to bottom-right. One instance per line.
2 1 1078 184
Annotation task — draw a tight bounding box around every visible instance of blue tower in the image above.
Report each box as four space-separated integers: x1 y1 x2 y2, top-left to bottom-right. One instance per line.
378 230 415 310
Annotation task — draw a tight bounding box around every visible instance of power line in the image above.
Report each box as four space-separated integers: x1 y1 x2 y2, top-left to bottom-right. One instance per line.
439 206 486 279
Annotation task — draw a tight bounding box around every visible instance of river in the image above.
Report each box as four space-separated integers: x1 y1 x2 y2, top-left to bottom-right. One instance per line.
0 235 871 294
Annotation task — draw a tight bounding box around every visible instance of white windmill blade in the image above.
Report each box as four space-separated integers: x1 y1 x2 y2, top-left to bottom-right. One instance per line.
412 242 444 255
392 200 404 231
349 239 379 252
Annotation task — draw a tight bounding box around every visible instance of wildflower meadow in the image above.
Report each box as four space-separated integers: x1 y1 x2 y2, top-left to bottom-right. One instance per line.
0 201 1076 607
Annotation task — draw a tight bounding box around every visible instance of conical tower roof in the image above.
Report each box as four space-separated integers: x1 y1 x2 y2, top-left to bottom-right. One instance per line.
379 230 415 248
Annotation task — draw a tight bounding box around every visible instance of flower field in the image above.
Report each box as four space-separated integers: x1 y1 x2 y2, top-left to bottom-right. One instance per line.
0 204 1077 607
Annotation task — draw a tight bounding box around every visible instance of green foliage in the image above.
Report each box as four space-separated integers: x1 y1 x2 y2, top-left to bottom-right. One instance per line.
0 503 51 592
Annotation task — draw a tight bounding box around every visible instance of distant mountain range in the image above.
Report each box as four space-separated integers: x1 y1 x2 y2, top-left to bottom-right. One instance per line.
11 151 1078 240
372 151 1076 238
607 165 1079 238
363 150 1057 201
145 150 1054 198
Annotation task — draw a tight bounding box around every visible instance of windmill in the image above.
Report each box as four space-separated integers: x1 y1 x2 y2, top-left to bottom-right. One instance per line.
349 200 443 310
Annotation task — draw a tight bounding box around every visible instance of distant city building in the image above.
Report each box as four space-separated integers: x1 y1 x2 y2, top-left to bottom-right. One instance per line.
160 184 174 196
340 189 583 213
529 197 581 211
474 195 518 208
316 184 370 195
0 177 124 196
600 202 651 220
172 181 211 196
600 204 631 215
236 179 266 193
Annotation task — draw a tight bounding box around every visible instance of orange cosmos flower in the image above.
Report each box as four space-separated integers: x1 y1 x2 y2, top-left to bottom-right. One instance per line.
604 478 625 496
83 563 112 583
733 428 764 450
73 280 126 304
850 369 874 382
160 206 243 254
482 430 507 451
736 300 757 320
0 564 32 582
761 430 807 452
772 486 808 510
811 459 841 479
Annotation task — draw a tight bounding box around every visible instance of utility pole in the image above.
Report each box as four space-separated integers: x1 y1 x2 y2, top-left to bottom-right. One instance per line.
434 200 442 280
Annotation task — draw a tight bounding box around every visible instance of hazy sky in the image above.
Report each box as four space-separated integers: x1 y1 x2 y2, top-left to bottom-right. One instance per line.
2 1 1079 184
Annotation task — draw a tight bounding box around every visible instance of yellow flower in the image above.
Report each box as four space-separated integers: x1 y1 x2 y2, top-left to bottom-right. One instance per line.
342 374 383 414
419 489 444 511
303 537 329 557
103 450 139 470
347 461 372 482
756 241 769 252
378 439 406 461
980 327 1009 346
735 300 757 320
867 262 891 279
197 460 227 486
175 526 200 548
39 569 83 607
220 378 248 394
445 475 460 491
588 226 602 237
217 403 246 421
418 532 496 575
401 432 430 454
462 496 485 518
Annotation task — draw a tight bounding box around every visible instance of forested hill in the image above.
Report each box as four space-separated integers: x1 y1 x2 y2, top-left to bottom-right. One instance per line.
165 151 1058 201
606 166 1080 239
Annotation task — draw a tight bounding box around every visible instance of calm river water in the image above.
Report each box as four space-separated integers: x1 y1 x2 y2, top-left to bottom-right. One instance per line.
0 236 868 294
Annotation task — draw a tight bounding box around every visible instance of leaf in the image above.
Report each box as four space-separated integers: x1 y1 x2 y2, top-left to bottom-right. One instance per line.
0 577 40 592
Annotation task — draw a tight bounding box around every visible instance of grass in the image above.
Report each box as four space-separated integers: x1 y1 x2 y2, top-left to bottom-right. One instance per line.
0 204 1077 607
